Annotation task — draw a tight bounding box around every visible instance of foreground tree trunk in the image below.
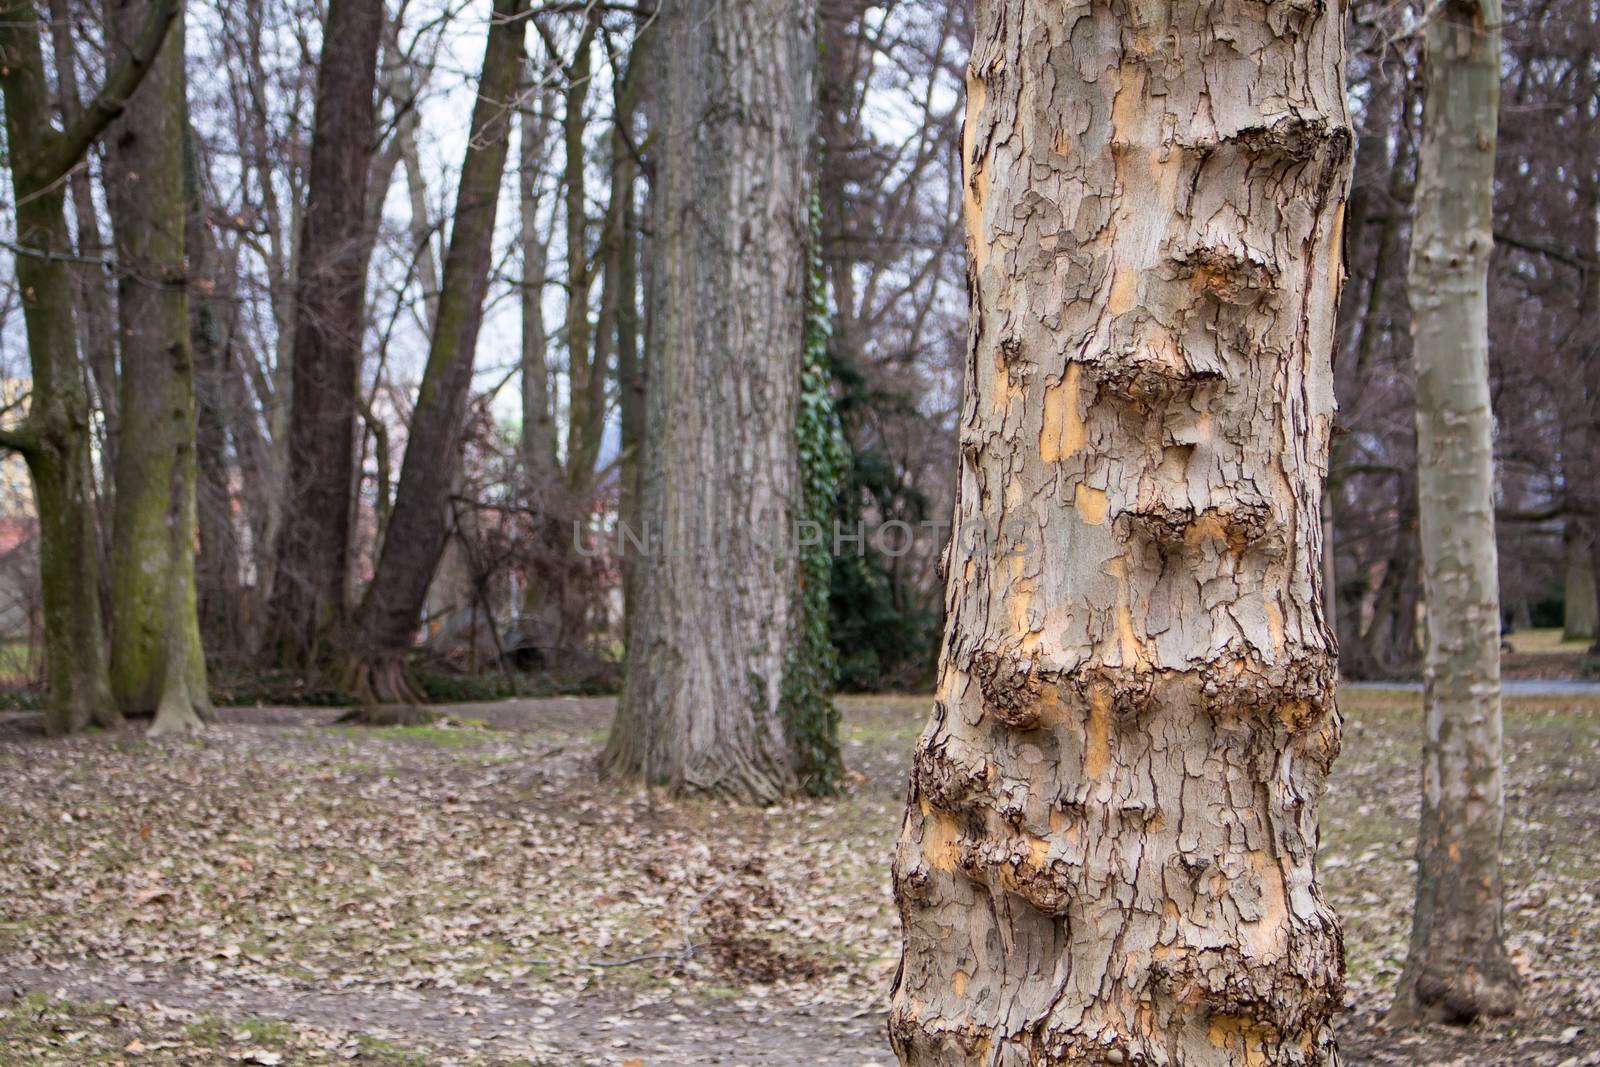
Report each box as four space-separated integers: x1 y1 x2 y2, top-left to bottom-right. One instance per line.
104 0 213 734
889 0 1351 1061
599 0 816 802
1388 0 1521 1026
347 0 527 704
1 0 177 732
262 0 385 670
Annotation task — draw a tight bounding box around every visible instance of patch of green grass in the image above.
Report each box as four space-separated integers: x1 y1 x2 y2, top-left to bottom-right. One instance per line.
353 1033 434 1065
182 1014 293 1046
1504 627 1591 655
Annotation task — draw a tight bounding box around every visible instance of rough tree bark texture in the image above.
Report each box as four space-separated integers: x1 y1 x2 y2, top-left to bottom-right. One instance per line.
263 0 385 668
1562 521 1595 641
0 1 127 734
103 0 213 733
889 0 1351 1061
599 0 815 803
1388 0 1521 1026
349 0 526 700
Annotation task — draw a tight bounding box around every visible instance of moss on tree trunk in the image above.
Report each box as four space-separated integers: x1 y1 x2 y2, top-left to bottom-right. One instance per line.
104 0 212 735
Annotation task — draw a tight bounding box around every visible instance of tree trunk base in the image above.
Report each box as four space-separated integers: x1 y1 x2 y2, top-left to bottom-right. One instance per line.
1386 961 1522 1027
341 651 427 710
333 703 439 727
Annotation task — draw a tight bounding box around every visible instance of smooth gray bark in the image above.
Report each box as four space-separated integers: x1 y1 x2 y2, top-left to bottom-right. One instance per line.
1388 0 1522 1025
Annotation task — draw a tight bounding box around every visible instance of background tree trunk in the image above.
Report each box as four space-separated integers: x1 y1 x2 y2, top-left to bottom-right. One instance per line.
1562 520 1596 641
104 0 212 733
262 0 385 669
186 130 246 658
1388 0 1522 1025
888 0 1350 1060
46 0 122 484
600 0 816 802
348 0 527 702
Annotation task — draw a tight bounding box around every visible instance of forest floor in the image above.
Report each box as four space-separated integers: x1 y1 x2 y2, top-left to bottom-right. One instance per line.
1 690 1597 1066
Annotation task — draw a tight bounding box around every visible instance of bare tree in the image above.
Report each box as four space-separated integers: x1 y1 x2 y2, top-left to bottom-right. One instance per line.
1388 0 1522 1025
346 0 529 706
103 0 212 732
0 0 181 733
263 0 386 669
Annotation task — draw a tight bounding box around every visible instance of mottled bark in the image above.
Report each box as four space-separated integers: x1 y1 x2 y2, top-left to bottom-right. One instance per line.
349 0 527 700
104 0 212 734
890 0 1351 1062
1388 0 1521 1025
600 0 816 802
263 0 385 669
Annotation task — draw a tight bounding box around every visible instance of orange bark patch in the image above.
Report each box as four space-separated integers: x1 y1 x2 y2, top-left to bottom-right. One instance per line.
1040 363 1087 462
1075 484 1110 525
1108 265 1139 316
962 72 992 275
922 809 963 873
1208 1015 1270 1067
952 970 969 998
1248 849 1289 956
1025 833 1051 868
1328 203 1347 294
1182 511 1229 548
1107 556 1145 668
1265 601 1285 654
1085 685 1112 778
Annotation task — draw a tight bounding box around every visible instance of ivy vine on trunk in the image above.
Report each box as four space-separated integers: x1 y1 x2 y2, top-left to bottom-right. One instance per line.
779 194 847 796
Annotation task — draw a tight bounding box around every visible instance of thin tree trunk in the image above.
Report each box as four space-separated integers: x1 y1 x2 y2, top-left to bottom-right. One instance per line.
519 81 560 490
560 16 600 491
616 178 644 635
1388 0 1521 1025
889 0 1350 1060
600 0 816 802
45 0 121 482
262 0 385 670
348 0 528 702
104 0 212 734
185 130 246 657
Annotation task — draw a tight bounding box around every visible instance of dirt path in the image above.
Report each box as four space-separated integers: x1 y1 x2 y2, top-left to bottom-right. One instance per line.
7 964 892 1065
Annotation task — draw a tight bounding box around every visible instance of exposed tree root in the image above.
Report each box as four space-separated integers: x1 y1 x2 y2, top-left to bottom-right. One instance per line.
336 651 432 726
333 704 439 727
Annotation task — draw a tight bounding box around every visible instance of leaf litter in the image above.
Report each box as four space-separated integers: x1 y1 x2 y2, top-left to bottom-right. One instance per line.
0 691 1596 1065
